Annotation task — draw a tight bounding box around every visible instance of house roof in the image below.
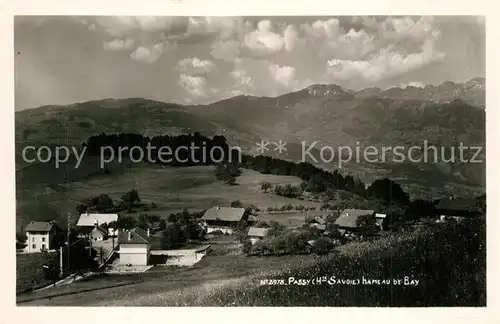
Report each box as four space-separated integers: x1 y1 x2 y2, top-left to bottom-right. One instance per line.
118 227 149 244
195 244 212 253
335 209 375 228
77 213 119 227
79 226 107 236
310 223 326 231
436 198 479 212
25 221 55 233
247 227 270 238
247 215 259 222
201 207 246 222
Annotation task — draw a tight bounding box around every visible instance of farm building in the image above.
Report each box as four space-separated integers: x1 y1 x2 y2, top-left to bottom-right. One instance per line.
118 228 151 266
247 215 260 226
201 206 246 234
307 215 326 231
78 225 108 242
335 209 376 234
247 227 270 244
24 220 61 253
435 197 481 222
77 213 119 237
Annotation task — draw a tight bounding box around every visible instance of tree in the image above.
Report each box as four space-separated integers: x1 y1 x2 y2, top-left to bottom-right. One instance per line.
313 237 334 255
230 200 244 208
76 204 87 214
161 223 185 249
158 219 167 231
255 220 270 228
366 178 410 206
112 215 137 230
121 189 141 212
261 182 272 193
96 194 114 212
267 221 286 236
242 239 252 255
355 214 380 237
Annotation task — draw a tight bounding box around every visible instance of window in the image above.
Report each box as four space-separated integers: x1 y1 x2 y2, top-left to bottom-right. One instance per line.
42 237 46 242
41 244 46 250
32 237 35 242
32 244 36 249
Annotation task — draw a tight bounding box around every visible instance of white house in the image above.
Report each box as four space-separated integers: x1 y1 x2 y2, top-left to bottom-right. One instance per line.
77 213 119 237
247 227 270 244
78 225 107 242
24 221 60 253
201 206 246 234
118 228 151 266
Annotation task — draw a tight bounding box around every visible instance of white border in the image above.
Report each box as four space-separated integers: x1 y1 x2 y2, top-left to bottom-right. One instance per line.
1 1 498 323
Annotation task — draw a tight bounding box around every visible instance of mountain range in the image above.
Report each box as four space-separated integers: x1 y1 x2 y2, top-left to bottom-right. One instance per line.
15 77 486 199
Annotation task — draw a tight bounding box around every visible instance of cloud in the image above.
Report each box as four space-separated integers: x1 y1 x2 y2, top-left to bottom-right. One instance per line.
267 64 297 87
243 20 285 56
211 39 241 62
103 38 135 51
179 74 209 99
130 43 167 63
283 25 300 52
326 38 446 84
177 57 217 75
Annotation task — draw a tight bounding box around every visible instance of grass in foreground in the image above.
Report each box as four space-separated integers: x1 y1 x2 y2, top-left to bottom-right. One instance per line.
202 220 486 307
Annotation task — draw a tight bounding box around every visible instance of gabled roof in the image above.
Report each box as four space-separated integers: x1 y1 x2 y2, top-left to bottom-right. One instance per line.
335 209 375 228
118 227 149 244
436 198 479 212
201 207 246 222
77 213 119 227
79 225 107 236
307 215 326 224
247 215 259 222
247 227 270 238
310 223 326 231
25 221 56 233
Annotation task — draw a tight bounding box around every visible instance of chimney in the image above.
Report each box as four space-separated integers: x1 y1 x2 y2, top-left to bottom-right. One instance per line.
128 231 131 241
147 228 150 237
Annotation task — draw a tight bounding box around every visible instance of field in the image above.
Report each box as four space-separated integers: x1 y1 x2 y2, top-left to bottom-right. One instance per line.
18 220 486 306
16 252 59 294
16 157 321 230
17 253 319 305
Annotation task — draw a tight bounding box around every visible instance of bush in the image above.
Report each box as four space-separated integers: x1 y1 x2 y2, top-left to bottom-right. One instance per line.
261 182 272 193
313 237 334 255
230 200 244 208
204 219 486 306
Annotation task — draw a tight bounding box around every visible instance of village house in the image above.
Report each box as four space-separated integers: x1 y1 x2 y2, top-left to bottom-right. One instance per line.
335 209 376 235
24 220 61 253
77 213 119 237
435 197 481 222
201 206 247 234
78 225 108 242
118 228 151 266
306 215 326 231
247 227 270 244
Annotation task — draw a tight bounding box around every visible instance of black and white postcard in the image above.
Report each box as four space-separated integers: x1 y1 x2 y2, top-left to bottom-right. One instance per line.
1 1 498 323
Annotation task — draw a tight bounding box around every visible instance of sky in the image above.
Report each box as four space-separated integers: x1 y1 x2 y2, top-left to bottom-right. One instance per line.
14 16 485 110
